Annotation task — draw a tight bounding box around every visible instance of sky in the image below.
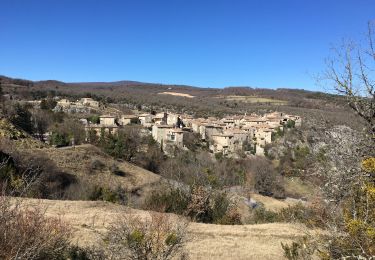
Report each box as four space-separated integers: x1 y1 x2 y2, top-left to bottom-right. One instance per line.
0 0 374 90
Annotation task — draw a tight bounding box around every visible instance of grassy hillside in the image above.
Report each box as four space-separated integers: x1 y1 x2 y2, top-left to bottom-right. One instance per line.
18 198 314 260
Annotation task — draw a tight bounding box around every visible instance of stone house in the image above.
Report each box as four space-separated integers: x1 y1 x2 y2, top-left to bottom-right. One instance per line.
165 128 184 148
242 117 267 127
167 113 179 126
80 98 99 108
57 99 71 107
210 134 234 155
100 115 117 126
221 118 236 129
139 113 153 126
199 124 223 141
119 115 139 126
191 119 206 133
84 115 119 139
253 125 273 146
152 125 184 149
152 125 173 144
180 115 194 127
153 112 167 125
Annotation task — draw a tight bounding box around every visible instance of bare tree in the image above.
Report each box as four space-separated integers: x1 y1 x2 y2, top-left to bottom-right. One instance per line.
320 21 375 137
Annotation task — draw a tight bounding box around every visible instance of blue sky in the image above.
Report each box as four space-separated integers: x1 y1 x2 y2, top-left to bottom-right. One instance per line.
0 0 374 90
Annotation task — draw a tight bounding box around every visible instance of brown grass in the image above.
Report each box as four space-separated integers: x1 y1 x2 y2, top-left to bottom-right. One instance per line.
30 144 162 201
16 198 314 260
216 95 288 105
158 92 195 98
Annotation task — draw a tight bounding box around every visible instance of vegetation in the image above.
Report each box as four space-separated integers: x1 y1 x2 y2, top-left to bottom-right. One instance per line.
106 212 188 260
281 22 375 259
0 196 73 260
88 185 128 204
0 23 374 258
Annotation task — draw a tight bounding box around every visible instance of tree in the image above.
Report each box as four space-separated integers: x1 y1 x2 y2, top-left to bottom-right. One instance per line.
283 22 375 259
5 103 33 134
49 118 86 146
31 110 51 141
40 98 57 110
186 186 212 223
320 21 375 137
252 158 285 198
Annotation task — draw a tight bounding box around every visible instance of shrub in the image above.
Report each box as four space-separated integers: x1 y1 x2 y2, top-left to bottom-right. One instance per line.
88 185 128 205
247 206 279 224
110 164 125 176
252 158 285 198
281 236 317 260
210 192 241 225
362 157 375 173
40 98 57 110
106 212 188 260
87 159 106 173
286 119 296 128
87 114 100 124
0 196 72 259
186 186 213 223
216 206 242 225
143 187 190 215
50 132 70 147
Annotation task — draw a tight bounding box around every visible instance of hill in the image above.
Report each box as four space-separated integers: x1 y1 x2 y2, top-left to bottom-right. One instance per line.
1 74 361 129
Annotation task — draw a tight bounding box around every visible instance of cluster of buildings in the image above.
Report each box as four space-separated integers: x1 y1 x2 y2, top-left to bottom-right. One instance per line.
159 111 301 156
53 97 100 113
82 108 301 156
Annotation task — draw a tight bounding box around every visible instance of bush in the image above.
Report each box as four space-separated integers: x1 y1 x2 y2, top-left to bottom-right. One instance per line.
88 185 128 205
186 186 213 223
143 187 190 215
106 212 188 260
109 164 125 176
50 132 70 147
87 114 100 124
0 197 72 259
277 203 327 228
281 236 317 260
40 98 57 110
247 206 279 224
252 158 285 198
286 119 296 128
87 159 106 173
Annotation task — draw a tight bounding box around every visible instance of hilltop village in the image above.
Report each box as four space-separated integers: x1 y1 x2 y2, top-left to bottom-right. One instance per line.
34 97 301 156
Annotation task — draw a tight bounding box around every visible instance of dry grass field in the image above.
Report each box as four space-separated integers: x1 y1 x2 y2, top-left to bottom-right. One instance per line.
158 91 195 98
17 198 314 260
217 95 288 105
